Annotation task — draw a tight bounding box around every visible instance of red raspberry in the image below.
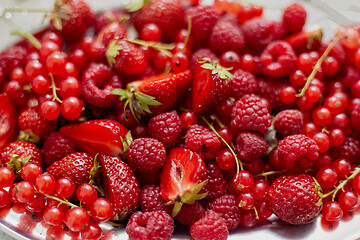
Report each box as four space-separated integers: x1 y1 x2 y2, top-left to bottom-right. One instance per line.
274 109 304 138
231 94 271 134
190 48 218 70
186 5 219 41
273 21 287 40
148 110 182 147
260 41 297 78
208 195 241 230
204 163 227 201
277 134 319 171
209 19 245 54
0 46 27 74
241 18 275 52
185 124 222 161
140 185 168 213
81 63 122 108
282 2 307 34
132 0 184 41
331 137 360 164
175 201 205 227
267 174 322 225
126 210 174 240
42 132 76 167
127 138 167 174
190 210 229 240
231 69 258 99
235 131 268 162
257 77 290 112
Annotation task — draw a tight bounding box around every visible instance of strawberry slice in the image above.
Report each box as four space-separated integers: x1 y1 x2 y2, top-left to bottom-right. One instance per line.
0 94 17 150
160 148 207 216
112 70 191 120
192 59 233 114
60 119 130 156
99 154 140 221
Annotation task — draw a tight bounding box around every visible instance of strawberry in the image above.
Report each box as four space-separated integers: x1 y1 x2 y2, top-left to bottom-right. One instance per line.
18 107 58 143
60 119 130 157
111 70 192 120
0 94 17 150
285 29 323 54
46 152 94 187
94 10 128 34
96 22 127 47
160 148 207 217
132 0 184 41
192 59 233 114
266 174 322 225
49 0 94 42
99 154 140 221
0 141 43 170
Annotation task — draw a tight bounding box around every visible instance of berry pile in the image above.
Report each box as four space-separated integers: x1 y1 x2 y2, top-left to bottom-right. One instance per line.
0 0 360 239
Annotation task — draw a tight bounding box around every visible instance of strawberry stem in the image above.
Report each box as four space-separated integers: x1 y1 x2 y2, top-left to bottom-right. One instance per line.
125 38 175 57
11 30 41 49
202 117 243 172
296 34 343 97
49 73 62 103
182 16 192 54
322 168 360 200
256 169 287 178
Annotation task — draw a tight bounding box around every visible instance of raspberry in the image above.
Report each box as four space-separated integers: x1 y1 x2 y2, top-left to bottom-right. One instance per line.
282 2 307 34
257 77 290 112
140 185 167 212
126 210 174 240
277 134 319 171
349 99 360 132
148 110 182 147
186 5 219 41
274 109 304 138
241 18 275 52
185 124 222 161
231 94 271 134
0 46 27 74
82 63 122 108
209 19 245 54
231 69 258 99
127 138 167 174
190 48 218 70
42 132 76 167
208 195 241 230
204 163 227 201
260 41 297 78
190 210 229 240
331 137 360 164
175 201 205 227
267 174 322 225
235 131 268 162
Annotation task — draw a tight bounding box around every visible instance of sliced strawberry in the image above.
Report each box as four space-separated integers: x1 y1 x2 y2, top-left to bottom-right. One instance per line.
192 60 232 114
99 154 140 221
0 94 17 150
160 148 207 216
60 119 130 156
112 70 192 119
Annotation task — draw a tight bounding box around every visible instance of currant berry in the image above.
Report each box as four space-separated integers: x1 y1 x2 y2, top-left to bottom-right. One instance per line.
43 206 65 226
58 76 82 98
312 107 332 127
26 193 46 213
46 52 68 75
251 179 269 201
64 207 90 232
279 86 297 104
220 51 241 69
81 222 102 240
237 192 255 210
39 41 61 61
0 167 15 188
60 97 83 121
76 183 97 205
231 171 254 193
21 162 43 184
31 75 51 94
180 111 198 129
35 174 56 195
315 168 338 189
40 100 61 121
352 173 360 195
16 181 35 203
322 201 343 222
0 189 11 208
332 158 351 179
140 23 162 42
338 190 359 212
216 149 236 171
170 52 189 73
90 198 113 222
312 132 330 153
55 178 75 198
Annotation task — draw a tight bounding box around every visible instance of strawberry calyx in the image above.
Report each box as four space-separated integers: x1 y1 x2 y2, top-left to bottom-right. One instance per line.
89 153 105 197
45 0 73 31
7 154 31 177
111 87 161 121
126 38 175 57
199 58 233 81
123 0 153 12
307 28 323 49
17 131 41 144
106 39 124 68
120 131 133 153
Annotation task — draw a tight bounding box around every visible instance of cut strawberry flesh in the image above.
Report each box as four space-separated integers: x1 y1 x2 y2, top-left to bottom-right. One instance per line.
192 66 213 114
60 119 129 156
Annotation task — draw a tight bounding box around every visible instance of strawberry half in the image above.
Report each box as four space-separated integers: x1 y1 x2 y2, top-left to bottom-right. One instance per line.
112 70 191 120
60 119 130 156
99 154 140 221
192 59 233 114
0 94 17 150
160 148 207 216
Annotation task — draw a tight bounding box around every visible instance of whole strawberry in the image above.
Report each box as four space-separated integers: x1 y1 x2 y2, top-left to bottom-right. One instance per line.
99 154 140 221
0 141 43 168
266 174 322 225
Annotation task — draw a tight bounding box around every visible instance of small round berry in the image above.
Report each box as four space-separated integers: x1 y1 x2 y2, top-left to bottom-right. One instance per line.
237 192 255 210
60 97 83 121
216 149 236 171
16 181 35 203
40 100 61 121
64 207 90 232
312 132 330 153
90 198 113 222
280 86 297 104
140 23 162 42
43 206 65 226
322 201 343 222
31 75 51 94
312 107 332 127
315 168 338 189
55 178 75 198
76 183 97 205
0 189 11 208
21 162 43 183
35 174 56 195
231 171 254 193
58 76 82 98
170 52 189 73
180 111 198 129
81 222 102 240
26 193 46 213
338 190 359 212
332 158 351 179
0 167 15 188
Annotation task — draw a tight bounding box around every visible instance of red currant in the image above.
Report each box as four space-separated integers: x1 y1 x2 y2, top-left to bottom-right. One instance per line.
0 167 15 188
55 178 75 198
315 168 338 189
140 23 162 42
76 183 97 205
46 52 68 75
322 201 343 222
40 100 61 121
35 174 56 195
216 149 236 171
21 162 43 183
60 97 83 121
43 206 65 226
90 198 113 222
64 207 90 232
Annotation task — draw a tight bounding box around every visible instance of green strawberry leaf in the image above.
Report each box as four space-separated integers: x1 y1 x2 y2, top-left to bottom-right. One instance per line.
106 40 123 68
200 58 234 81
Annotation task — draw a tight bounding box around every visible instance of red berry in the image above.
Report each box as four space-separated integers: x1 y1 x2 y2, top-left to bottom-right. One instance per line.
90 198 113 222
26 193 46 213
43 206 65 226
55 178 75 198
35 174 56 195
315 168 338 189
216 149 236 171
338 190 359 212
140 23 162 42
81 222 102 240
60 97 83 121
312 107 332 127
170 52 189 73
76 183 97 205
0 189 11 208
64 207 90 232
15 181 35 203
46 52 67 75
0 167 15 188
21 162 43 183
322 201 343 222
231 170 254 193
40 101 61 121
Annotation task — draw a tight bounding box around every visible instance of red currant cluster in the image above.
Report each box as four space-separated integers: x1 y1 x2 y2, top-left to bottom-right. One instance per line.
0 163 113 238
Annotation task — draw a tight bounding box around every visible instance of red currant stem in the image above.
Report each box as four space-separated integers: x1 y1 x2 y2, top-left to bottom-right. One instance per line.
45 194 79 209
163 61 171 74
182 16 192 54
296 34 343 97
11 30 41 49
323 168 360 200
202 117 243 172
2 7 52 15
105 221 122 227
23 84 32 91
253 206 259 220
125 38 175 57
256 169 287 178
212 115 226 128
49 73 62 103
118 14 130 23
321 127 329 134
